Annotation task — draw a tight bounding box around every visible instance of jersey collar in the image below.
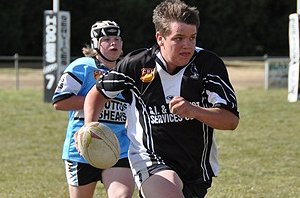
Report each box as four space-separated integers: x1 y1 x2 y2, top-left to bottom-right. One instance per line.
155 48 199 75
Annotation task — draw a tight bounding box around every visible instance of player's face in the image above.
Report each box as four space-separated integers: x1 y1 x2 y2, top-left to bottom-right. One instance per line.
157 22 197 72
99 36 123 60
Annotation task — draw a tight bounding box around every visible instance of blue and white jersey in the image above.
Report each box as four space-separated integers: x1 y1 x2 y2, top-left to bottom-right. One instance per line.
52 57 129 163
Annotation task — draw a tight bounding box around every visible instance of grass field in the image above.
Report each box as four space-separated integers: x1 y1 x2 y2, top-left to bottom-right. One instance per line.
207 89 300 198
0 66 300 197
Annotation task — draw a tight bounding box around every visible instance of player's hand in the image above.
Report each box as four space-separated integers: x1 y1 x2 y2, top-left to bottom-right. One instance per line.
169 96 195 119
74 130 82 155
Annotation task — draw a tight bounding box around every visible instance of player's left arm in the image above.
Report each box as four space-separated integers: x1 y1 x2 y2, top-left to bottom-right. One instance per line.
170 52 239 130
169 96 239 130
202 52 239 130
53 95 85 111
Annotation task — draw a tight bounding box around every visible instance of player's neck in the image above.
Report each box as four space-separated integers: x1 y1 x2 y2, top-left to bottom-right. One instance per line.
96 55 116 69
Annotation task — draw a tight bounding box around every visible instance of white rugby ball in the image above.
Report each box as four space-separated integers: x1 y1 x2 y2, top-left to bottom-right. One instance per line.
77 122 120 169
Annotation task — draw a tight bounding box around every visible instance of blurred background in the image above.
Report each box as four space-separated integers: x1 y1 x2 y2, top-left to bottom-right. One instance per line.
0 0 296 57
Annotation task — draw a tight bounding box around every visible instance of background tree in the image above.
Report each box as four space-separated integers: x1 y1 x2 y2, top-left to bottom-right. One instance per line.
0 0 296 57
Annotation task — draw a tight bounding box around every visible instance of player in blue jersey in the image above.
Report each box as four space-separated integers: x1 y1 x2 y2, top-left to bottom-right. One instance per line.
52 20 135 198
83 1 239 198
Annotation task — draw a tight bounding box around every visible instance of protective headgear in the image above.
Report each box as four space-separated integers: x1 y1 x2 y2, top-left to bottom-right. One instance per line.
90 20 121 50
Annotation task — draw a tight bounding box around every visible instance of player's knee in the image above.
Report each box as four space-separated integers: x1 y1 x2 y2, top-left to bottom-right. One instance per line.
107 188 133 198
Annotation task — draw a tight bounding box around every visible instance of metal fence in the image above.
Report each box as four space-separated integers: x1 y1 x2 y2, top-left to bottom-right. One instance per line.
0 54 289 91
0 54 43 90
0 54 272 69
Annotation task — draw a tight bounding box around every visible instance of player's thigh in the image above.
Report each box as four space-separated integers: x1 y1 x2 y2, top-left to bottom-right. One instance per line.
141 169 184 198
69 182 97 198
102 158 135 197
102 167 135 197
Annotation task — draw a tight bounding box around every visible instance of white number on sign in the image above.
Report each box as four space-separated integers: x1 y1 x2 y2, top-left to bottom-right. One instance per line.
45 74 55 90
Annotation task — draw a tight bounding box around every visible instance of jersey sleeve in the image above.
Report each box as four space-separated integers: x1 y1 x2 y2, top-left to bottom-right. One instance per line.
202 51 239 117
52 58 89 104
52 72 83 104
95 71 135 99
95 47 151 100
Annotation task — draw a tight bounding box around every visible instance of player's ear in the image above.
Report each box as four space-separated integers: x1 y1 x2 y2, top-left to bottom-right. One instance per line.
156 32 164 46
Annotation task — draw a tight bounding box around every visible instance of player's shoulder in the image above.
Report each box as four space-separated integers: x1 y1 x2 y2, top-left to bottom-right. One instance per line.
121 45 158 66
195 47 220 59
65 57 96 72
194 47 224 65
69 57 96 67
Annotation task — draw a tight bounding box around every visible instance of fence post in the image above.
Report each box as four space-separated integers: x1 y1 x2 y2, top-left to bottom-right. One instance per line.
14 53 19 90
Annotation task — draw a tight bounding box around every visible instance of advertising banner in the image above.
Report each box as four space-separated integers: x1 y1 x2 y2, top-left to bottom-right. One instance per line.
43 10 70 102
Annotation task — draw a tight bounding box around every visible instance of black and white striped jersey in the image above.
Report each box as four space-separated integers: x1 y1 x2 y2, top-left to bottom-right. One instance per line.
95 45 239 183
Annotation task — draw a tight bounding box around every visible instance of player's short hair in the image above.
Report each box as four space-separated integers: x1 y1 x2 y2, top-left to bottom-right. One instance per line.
152 0 200 37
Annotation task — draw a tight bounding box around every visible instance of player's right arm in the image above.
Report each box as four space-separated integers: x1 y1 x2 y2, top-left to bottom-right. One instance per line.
84 70 135 124
75 85 108 153
84 85 109 124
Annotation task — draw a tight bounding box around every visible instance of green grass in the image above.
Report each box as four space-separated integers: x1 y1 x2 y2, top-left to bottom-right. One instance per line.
207 88 300 198
0 89 111 197
0 88 299 197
